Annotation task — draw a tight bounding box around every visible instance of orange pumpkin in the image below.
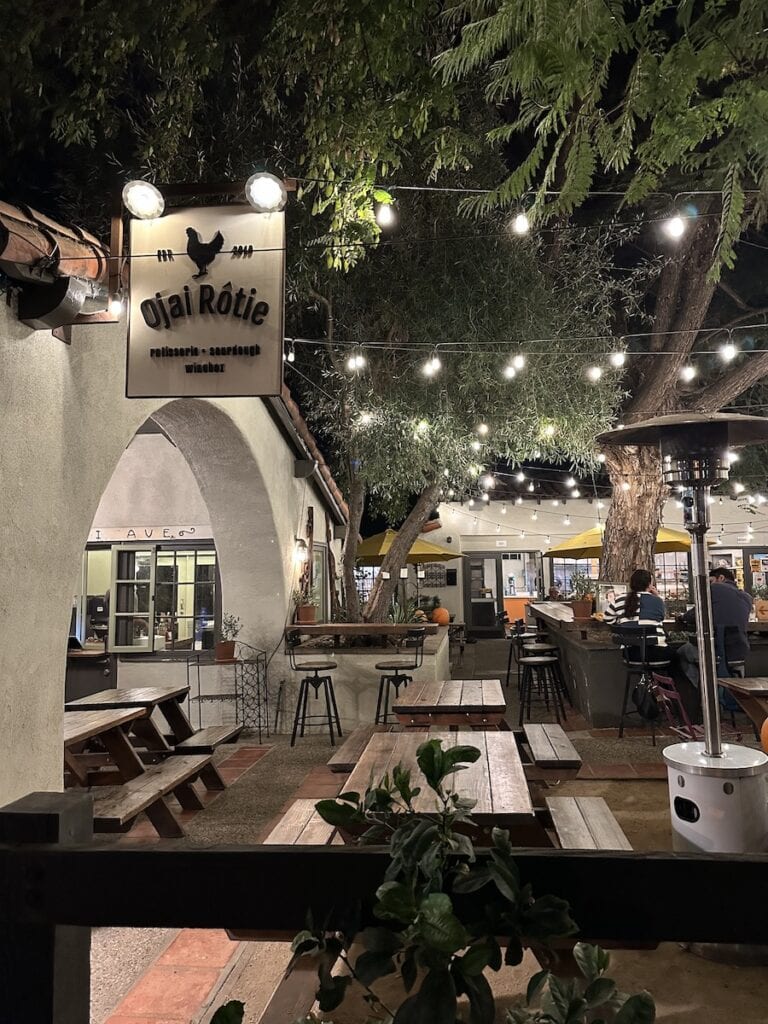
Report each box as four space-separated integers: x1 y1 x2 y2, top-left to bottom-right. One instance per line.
431 606 450 626
761 717 768 755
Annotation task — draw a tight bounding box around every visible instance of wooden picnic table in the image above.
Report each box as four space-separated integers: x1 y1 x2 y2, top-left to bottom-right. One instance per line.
718 677 768 732
65 685 225 791
393 678 506 728
344 729 547 845
63 706 213 837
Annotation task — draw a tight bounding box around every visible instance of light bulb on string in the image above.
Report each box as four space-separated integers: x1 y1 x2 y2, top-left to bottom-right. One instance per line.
471 440 481 452
531 511 538 521
347 347 366 372
482 474 495 490
359 411 373 426
422 349 442 376
725 450 739 465
586 365 603 382
503 364 517 380
516 470 525 482
496 523 501 533
545 535 551 544
597 453 606 463
662 213 687 239
565 476 576 488
609 349 626 368
510 211 530 235
527 482 535 492
720 336 737 363
552 500 560 507
375 202 396 228
542 423 556 439
680 364 697 383
564 516 571 525
571 489 581 498
447 488 455 499
512 354 526 370
734 482 745 494
597 501 605 509
286 340 296 363
520 530 526 539
468 498 475 508
477 423 489 436
516 496 523 505
473 516 478 525
482 492 490 503
108 295 124 317
621 481 631 492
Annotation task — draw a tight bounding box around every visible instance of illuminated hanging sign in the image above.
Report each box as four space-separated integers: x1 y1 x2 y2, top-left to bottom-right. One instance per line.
126 205 284 397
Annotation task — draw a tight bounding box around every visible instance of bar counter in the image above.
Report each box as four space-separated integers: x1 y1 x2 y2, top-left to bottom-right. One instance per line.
528 603 768 727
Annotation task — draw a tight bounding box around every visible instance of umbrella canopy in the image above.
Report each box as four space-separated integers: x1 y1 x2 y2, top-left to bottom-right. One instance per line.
356 529 459 566
545 525 694 560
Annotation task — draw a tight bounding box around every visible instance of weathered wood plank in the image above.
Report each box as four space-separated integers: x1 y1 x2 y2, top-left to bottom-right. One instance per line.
91 755 211 826
327 725 388 773
546 797 596 849
65 686 189 710
174 724 243 754
575 797 632 851
63 709 145 746
485 732 534 817
543 725 581 767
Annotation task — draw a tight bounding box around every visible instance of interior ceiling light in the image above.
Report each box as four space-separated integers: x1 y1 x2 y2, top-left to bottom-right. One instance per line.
245 171 288 213
122 180 165 219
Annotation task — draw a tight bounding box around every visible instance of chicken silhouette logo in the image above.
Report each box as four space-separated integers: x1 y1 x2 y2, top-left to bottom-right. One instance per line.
185 226 224 278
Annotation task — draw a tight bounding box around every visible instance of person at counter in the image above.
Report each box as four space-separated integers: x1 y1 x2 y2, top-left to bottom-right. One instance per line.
677 567 752 687
547 584 563 601
604 569 667 660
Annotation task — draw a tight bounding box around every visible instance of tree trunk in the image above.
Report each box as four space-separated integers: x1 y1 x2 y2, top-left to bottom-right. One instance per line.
600 446 666 583
341 470 365 622
363 483 442 622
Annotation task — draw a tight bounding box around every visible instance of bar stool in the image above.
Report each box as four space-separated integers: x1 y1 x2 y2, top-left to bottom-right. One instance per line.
287 641 342 747
518 655 566 726
505 627 539 688
374 628 426 724
522 641 572 710
611 624 670 746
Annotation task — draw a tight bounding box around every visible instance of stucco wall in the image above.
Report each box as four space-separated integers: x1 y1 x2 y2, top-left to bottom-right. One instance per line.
0 300 339 805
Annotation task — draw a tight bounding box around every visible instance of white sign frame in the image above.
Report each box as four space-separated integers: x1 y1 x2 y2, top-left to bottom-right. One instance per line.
126 204 285 398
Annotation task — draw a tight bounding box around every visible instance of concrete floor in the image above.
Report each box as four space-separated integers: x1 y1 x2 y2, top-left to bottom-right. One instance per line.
91 639 767 1023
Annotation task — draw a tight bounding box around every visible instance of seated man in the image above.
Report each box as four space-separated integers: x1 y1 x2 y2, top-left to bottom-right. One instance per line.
677 568 753 694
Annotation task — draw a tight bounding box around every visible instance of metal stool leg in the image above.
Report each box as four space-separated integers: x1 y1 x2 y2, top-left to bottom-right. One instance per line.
290 679 306 747
505 641 515 688
323 678 336 746
618 671 635 739
299 677 312 737
549 665 566 722
518 665 530 727
274 680 284 733
375 675 386 724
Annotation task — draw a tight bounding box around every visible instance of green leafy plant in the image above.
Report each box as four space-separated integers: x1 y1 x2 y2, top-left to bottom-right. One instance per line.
752 584 768 601
288 739 654 1023
387 598 418 624
507 943 655 1024
569 573 594 601
221 613 242 641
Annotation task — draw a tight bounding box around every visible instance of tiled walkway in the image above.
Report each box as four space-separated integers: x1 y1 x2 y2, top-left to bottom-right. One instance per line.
104 746 270 1022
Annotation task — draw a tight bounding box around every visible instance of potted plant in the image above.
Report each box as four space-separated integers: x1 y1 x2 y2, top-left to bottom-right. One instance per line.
569 571 594 619
295 584 319 625
282 739 655 1023
753 584 768 622
215 613 241 661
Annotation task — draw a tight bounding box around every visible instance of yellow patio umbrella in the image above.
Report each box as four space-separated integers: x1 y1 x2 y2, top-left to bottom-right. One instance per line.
356 529 459 565
545 525 694 560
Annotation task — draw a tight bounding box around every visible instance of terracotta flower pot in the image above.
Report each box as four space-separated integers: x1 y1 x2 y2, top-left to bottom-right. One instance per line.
570 599 593 620
215 639 236 661
296 603 317 624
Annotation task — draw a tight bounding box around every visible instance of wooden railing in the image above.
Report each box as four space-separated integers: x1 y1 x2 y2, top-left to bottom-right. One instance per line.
2 791 768 1023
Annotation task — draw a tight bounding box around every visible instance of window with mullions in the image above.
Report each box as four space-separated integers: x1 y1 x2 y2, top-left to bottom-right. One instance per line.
107 545 217 654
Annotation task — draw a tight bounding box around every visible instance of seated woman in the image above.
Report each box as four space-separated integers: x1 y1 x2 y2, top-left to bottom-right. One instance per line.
604 569 667 661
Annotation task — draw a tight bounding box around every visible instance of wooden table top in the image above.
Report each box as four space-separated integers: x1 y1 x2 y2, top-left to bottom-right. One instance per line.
286 623 439 636
65 685 189 711
63 708 145 746
345 730 533 820
719 677 768 696
393 679 505 715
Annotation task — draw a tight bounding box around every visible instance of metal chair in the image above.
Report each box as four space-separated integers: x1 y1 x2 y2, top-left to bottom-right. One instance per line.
504 621 539 688
374 628 426 724
611 623 671 745
652 672 743 743
286 634 342 747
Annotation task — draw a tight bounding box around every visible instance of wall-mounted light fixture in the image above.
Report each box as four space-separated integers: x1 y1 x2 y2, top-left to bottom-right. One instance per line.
245 171 288 213
294 538 309 564
122 180 165 220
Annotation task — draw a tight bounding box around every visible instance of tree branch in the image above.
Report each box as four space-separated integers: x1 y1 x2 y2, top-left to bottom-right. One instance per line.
692 351 768 412
716 280 751 311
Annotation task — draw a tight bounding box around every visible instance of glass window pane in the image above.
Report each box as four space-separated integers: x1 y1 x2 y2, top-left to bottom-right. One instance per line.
155 583 175 615
174 583 194 617
195 582 215 616
195 551 216 583
114 616 151 647
115 582 150 613
197 615 215 651
116 550 152 581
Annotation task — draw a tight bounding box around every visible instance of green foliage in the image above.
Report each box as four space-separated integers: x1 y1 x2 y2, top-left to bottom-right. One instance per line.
752 584 768 601
436 1 768 273
293 191 640 522
507 942 655 1023
293 739 653 1023
387 598 418 624
221 613 242 641
569 572 594 600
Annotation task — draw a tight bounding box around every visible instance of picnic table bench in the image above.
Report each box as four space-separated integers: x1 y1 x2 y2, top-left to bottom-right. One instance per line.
392 678 506 729
546 796 632 851
63 708 212 837
522 724 582 780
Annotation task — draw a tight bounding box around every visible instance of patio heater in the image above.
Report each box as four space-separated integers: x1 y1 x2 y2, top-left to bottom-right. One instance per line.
598 413 768 855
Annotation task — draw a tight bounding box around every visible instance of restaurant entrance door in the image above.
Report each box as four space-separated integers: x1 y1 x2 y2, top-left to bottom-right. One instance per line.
464 550 543 636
